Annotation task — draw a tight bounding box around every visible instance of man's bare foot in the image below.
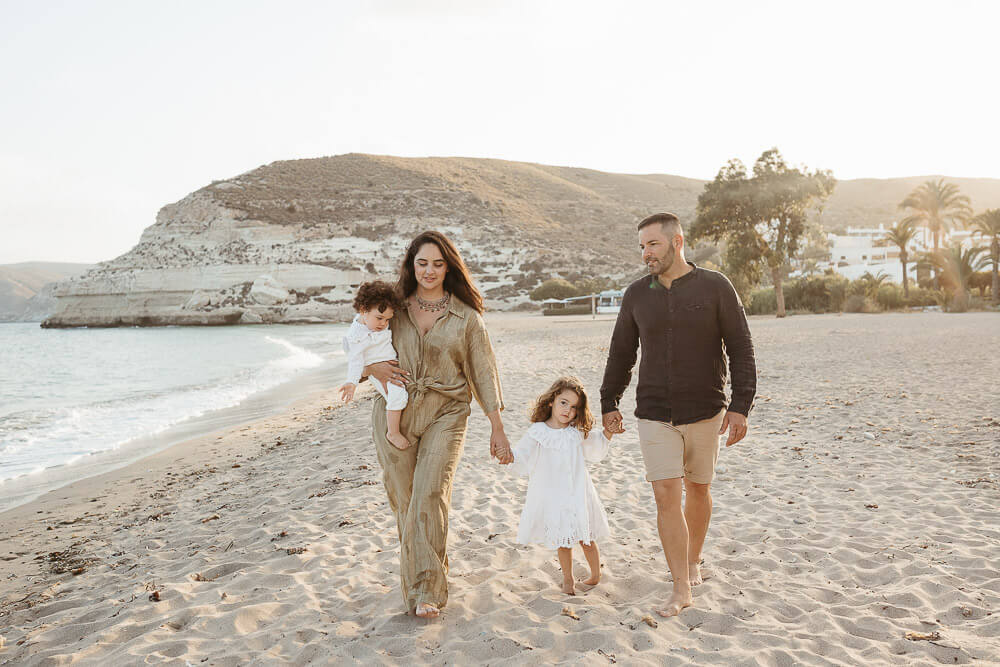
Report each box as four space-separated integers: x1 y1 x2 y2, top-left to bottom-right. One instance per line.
655 589 692 618
561 579 576 595
415 603 439 618
689 561 704 586
387 431 412 450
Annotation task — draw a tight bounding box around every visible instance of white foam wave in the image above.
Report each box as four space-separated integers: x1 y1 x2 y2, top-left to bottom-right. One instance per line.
0 336 325 482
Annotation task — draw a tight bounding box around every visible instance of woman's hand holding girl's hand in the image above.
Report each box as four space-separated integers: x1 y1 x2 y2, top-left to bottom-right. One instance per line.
489 424 513 464
365 361 410 387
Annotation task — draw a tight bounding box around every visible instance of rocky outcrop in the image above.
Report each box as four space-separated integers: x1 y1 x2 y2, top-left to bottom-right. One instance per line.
43 154 702 327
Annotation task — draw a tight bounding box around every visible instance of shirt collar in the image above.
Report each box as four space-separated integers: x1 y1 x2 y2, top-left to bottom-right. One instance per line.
650 261 698 289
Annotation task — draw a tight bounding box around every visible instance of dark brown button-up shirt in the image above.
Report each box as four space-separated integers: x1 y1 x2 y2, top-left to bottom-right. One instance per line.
600 263 756 425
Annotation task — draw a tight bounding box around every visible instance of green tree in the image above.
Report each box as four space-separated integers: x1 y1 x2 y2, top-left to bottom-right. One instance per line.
530 278 578 301
898 179 972 288
884 220 919 298
970 209 1000 303
690 148 835 318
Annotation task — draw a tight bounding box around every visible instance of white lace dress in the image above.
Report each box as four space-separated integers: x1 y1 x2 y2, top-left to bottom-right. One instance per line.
509 422 611 549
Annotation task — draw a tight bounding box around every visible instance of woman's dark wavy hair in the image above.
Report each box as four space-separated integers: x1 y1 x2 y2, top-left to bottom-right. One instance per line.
396 231 484 313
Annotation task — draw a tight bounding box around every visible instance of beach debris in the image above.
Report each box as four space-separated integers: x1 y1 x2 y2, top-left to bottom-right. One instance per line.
200 514 220 523
231 463 241 468
338 520 352 527
597 648 616 662
58 517 83 525
641 614 658 628
285 546 307 555
561 607 580 620
961 607 972 617
192 573 216 582
71 567 86 576
487 533 499 541
270 531 288 541
224 540 234 552
865 503 879 509
149 590 161 602
905 631 940 641
864 432 876 440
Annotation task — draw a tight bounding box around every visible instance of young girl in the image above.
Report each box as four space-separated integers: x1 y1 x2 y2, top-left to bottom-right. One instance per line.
504 377 614 595
339 281 411 450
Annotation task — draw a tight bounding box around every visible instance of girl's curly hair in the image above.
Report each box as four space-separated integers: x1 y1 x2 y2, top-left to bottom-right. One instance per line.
529 376 595 437
353 280 404 314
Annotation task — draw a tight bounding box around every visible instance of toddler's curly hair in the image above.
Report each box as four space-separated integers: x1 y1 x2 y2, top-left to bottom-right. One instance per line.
529 376 595 437
353 280 404 314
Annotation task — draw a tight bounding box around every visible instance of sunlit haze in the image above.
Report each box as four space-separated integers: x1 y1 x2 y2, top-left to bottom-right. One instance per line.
2 0 998 263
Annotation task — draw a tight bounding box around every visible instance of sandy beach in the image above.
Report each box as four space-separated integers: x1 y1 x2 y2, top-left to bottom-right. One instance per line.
1 311 998 665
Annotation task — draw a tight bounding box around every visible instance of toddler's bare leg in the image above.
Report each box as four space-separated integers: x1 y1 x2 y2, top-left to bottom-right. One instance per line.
579 541 601 586
557 547 575 595
385 409 411 450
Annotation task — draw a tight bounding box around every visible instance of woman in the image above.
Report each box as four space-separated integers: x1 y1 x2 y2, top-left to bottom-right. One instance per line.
364 230 511 618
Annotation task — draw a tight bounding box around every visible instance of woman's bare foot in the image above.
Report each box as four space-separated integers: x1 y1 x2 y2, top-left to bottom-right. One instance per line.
689 561 704 586
655 589 692 618
561 579 576 595
387 430 412 450
415 602 440 618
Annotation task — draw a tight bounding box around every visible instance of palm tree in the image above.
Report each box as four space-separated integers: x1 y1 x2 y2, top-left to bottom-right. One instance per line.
898 179 972 288
930 244 989 309
885 220 919 298
970 209 1000 304
858 270 891 299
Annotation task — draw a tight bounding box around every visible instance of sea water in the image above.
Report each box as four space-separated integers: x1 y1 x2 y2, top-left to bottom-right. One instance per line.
0 322 349 511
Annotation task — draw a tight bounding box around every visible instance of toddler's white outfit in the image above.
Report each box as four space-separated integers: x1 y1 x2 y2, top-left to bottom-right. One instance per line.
509 422 611 549
343 315 408 410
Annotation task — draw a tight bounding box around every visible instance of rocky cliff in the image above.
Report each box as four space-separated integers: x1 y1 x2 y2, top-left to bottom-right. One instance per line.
42 154 702 327
40 154 1000 327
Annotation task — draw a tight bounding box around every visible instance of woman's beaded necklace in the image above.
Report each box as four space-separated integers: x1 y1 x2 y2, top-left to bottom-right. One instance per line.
414 292 450 313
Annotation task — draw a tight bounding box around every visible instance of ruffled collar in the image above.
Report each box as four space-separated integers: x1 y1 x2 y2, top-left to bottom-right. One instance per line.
527 422 582 449
346 314 391 345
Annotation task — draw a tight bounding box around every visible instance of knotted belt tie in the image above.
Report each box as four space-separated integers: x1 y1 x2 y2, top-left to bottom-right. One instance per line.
406 376 468 403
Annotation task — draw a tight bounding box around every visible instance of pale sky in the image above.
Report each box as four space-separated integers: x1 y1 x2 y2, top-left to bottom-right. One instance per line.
1 0 998 264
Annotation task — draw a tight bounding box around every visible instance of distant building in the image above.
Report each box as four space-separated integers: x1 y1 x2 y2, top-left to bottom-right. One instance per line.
791 224 978 283
542 289 623 316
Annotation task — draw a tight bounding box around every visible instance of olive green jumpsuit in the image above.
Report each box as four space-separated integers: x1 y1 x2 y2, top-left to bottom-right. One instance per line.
371 297 503 613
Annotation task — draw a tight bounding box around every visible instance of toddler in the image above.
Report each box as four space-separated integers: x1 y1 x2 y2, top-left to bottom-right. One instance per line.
503 376 614 595
339 281 410 450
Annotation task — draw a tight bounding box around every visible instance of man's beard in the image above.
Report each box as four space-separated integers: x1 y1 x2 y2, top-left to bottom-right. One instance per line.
648 246 676 276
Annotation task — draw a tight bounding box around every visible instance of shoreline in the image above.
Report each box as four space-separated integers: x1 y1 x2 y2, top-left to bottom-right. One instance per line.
2 311 997 664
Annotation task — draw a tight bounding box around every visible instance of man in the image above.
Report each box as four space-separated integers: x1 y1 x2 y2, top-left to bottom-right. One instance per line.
600 212 756 617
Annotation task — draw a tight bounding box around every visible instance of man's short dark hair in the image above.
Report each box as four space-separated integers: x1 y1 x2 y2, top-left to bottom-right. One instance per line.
637 212 682 235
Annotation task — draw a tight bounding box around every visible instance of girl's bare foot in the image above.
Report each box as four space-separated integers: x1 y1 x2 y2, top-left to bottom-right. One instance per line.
655 589 692 617
561 579 576 595
387 431 412 450
689 562 704 586
581 572 600 586
415 603 439 618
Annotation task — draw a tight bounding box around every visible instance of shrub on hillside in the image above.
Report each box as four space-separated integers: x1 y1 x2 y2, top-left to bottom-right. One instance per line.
530 279 578 301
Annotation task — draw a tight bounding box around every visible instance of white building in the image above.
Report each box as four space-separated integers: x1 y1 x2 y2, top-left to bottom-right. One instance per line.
816 223 978 283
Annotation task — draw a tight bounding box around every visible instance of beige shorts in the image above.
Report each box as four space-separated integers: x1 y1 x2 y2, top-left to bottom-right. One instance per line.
637 409 726 484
